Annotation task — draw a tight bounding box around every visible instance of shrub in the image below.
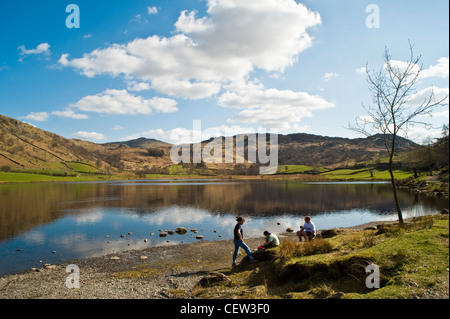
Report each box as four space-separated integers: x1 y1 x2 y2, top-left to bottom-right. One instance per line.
0 166 11 172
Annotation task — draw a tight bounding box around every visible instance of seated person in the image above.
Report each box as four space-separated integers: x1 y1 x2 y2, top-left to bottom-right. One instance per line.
260 230 280 249
296 216 316 242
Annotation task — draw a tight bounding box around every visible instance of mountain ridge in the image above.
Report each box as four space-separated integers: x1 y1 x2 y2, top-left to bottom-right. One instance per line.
0 114 418 173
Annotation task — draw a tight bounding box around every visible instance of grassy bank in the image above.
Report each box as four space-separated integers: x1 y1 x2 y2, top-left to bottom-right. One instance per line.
193 214 449 299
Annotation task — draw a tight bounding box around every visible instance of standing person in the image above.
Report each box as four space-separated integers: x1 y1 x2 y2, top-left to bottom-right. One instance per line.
232 216 256 267
296 216 316 242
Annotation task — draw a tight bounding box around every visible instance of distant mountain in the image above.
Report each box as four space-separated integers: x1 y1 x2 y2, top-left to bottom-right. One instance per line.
276 133 418 167
0 114 419 174
102 137 172 149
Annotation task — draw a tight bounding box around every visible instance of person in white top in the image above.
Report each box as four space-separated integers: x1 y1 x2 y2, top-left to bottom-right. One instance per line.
296 216 316 242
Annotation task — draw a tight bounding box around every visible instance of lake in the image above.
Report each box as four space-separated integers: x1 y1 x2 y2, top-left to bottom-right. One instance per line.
0 179 448 276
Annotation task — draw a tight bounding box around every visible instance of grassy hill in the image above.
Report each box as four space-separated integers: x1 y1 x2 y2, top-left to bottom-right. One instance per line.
0 113 426 182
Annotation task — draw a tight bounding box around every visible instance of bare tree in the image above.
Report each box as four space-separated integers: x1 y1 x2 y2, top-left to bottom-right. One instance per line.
349 43 448 224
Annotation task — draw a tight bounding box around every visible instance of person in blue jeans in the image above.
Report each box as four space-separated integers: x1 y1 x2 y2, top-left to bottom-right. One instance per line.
232 216 256 267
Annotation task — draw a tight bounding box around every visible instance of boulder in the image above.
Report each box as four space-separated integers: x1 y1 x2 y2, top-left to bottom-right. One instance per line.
321 229 339 239
175 227 188 235
196 235 204 240
195 272 231 288
286 227 294 233
159 232 167 237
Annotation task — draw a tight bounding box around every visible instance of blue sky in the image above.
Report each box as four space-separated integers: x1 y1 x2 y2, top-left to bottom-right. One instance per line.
0 0 448 144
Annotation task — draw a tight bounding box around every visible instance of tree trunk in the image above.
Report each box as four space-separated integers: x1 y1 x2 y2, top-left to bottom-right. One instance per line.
388 135 404 225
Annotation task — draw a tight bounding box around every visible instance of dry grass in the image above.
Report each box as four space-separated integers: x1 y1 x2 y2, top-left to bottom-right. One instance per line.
277 238 333 261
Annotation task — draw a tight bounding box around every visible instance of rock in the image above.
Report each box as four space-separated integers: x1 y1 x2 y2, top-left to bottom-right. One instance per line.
441 209 449 215
252 248 278 261
109 256 120 260
43 264 56 269
128 232 132 235
150 233 154 236
52 251 56 254
321 229 339 239
168 230 175 235
160 232 167 237
106 235 110 238
190 228 197 232
16 249 23 252
195 272 231 288
286 227 294 233
140 256 148 260
144 239 148 242
175 227 188 235
196 235 204 240
364 226 377 231
120 234 125 238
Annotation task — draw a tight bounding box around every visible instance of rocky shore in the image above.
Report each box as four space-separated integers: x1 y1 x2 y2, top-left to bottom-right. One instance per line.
0 236 268 299
1 215 448 300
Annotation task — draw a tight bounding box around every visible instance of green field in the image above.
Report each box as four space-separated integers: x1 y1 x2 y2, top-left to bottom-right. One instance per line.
0 172 118 183
277 165 316 174
319 168 415 181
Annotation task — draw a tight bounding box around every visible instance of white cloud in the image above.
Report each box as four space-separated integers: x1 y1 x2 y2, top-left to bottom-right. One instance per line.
356 67 367 75
322 72 339 82
18 43 51 61
59 0 322 99
23 112 49 122
72 131 106 141
422 57 449 79
68 89 178 115
18 43 50 55
219 87 335 129
127 81 151 92
112 125 124 131
52 110 89 120
127 124 255 144
405 86 449 108
147 6 159 15
385 57 449 80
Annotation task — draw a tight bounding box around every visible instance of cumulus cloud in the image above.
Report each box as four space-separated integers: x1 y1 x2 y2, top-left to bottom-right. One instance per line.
219 88 335 129
405 86 449 108
68 89 178 115
18 43 51 61
147 6 158 15
72 131 106 141
422 57 449 79
23 112 49 122
126 124 255 144
52 110 89 120
59 0 321 100
322 72 339 82
385 57 449 80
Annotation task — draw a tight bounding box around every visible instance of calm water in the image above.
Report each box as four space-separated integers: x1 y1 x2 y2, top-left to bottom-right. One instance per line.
0 179 448 276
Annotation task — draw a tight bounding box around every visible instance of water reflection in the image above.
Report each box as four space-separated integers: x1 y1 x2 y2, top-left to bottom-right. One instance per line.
0 180 448 276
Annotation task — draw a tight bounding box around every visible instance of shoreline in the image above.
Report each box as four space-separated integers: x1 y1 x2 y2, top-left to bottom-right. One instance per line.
0 217 429 299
